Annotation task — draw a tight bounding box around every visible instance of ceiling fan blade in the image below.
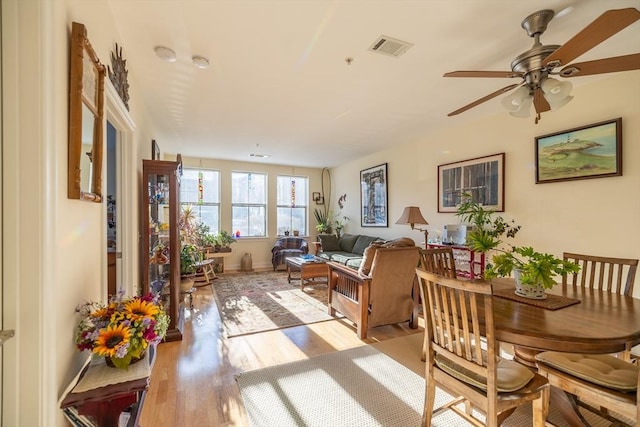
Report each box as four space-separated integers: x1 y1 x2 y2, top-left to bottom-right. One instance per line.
444 71 523 78
543 8 640 68
447 84 520 116
533 87 550 114
559 53 640 77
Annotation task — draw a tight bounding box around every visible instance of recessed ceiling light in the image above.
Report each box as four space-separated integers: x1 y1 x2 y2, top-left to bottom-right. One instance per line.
154 46 176 62
192 55 210 69
249 153 270 159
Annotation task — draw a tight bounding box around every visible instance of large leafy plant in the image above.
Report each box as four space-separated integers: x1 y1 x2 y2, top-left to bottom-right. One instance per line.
456 196 579 289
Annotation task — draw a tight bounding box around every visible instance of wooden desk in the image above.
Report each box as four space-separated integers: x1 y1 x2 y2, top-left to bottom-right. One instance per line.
489 278 640 427
61 346 156 426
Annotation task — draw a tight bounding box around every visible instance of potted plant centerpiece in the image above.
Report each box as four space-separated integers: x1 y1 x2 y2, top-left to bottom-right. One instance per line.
456 196 579 299
180 243 200 280
314 208 332 234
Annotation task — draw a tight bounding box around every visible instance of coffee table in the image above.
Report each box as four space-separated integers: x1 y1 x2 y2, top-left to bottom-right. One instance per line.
285 256 329 289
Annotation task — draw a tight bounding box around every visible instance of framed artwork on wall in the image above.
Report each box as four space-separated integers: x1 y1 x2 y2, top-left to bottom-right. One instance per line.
535 118 622 184
312 192 320 201
438 153 505 213
360 163 388 227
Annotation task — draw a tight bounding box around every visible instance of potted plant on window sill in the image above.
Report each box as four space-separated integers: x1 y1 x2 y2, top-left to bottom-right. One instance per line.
456 196 579 299
216 230 236 252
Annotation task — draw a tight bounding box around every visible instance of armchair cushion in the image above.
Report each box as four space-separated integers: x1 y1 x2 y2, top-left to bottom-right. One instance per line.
358 242 384 275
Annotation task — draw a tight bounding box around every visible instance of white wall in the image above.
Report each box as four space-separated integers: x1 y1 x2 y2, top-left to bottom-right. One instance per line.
331 71 640 298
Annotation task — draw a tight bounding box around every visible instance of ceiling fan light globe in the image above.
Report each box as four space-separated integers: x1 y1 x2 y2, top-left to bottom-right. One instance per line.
509 95 533 118
501 86 530 112
546 94 574 111
542 78 572 99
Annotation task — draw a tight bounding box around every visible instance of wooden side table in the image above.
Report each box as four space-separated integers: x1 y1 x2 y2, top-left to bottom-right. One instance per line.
60 346 156 426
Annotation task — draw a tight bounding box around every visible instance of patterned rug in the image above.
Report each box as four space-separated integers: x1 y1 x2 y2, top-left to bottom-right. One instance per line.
212 271 333 337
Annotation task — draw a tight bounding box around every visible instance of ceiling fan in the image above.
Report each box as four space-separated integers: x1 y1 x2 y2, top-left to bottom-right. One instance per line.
444 8 640 123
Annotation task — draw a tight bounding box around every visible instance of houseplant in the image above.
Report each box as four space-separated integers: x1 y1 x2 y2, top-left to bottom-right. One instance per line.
180 243 200 277
456 196 579 298
314 208 332 234
216 230 236 252
75 292 169 369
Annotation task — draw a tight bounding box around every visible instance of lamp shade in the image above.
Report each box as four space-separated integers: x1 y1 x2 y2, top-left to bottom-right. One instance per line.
395 206 429 227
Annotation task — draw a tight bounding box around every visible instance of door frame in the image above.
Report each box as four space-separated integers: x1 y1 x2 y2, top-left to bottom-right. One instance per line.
104 81 136 296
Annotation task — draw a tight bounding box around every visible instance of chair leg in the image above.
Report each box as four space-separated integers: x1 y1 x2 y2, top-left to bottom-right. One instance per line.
532 385 550 427
422 376 436 427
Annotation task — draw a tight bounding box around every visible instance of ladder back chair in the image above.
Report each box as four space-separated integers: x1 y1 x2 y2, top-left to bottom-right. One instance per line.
419 247 457 278
418 247 457 361
416 268 550 427
562 252 638 296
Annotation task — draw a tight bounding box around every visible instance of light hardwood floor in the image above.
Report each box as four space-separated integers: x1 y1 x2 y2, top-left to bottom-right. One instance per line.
139 271 422 426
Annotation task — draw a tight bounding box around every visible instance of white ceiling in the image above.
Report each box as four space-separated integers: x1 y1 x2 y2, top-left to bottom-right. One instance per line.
106 0 640 168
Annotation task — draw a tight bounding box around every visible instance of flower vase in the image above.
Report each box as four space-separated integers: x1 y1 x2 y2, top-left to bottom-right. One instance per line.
105 350 147 369
513 269 547 300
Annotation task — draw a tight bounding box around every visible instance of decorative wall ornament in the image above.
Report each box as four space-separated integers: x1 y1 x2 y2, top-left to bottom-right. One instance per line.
108 43 130 110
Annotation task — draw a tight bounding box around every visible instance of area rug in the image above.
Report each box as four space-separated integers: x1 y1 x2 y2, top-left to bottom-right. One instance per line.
236 334 613 427
213 271 333 337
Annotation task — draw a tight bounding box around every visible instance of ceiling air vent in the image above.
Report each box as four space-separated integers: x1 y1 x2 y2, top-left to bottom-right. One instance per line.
369 35 413 58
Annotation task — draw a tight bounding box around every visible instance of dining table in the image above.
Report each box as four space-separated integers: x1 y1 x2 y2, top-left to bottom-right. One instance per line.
488 277 640 426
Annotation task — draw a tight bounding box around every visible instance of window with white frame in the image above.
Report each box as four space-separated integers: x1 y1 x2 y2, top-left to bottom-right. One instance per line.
180 169 220 234
276 175 308 236
231 172 266 237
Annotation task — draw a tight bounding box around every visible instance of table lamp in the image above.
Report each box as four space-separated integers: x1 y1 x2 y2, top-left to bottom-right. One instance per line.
395 206 429 247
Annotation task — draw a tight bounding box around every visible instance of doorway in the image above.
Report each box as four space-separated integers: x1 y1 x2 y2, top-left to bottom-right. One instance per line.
106 121 118 296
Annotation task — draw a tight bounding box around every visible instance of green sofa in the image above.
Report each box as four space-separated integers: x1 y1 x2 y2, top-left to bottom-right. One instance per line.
316 233 382 269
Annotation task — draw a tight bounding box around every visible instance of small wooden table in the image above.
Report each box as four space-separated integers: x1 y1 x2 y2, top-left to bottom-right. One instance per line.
285 256 329 289
61 346 156 426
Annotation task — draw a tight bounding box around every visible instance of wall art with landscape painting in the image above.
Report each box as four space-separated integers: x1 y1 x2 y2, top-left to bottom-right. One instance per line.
535 118 622 184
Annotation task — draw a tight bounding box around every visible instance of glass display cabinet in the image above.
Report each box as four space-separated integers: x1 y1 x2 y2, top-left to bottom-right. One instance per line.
141 159 182 341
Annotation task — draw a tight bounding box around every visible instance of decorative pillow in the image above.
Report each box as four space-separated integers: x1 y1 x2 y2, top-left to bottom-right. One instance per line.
357 242 384 276
317 234 341 252
383 237 416 248
352 235 380 255
339 233 360 253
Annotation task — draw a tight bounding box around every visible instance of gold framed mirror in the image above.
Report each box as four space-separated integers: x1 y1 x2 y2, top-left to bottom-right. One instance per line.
68 22 105 202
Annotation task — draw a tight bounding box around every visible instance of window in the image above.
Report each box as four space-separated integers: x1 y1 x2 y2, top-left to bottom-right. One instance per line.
180 169 220 234
231 172 266 237
276 175 308 236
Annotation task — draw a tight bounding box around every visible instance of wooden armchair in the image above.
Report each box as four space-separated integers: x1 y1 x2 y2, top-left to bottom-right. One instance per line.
416 269 550 426
562 252 638 296
327 246 420 339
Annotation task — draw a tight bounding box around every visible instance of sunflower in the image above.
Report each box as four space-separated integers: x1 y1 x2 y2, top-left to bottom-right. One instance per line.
124 298 160 318
93 323 132 357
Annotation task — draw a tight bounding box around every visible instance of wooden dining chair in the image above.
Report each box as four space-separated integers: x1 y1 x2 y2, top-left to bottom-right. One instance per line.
417 248 457 361
562 252 638 296
419 247 457 278
416 268 550 426
536 351 639 425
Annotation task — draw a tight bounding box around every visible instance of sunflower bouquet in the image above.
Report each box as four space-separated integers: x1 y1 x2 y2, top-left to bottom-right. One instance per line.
75 292 169 369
